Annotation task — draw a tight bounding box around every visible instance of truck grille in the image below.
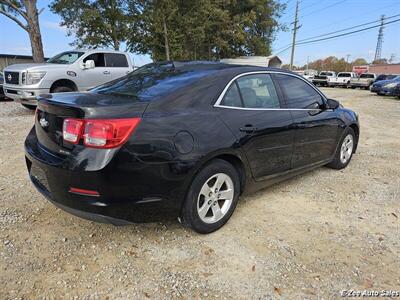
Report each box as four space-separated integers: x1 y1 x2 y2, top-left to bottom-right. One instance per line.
4 71 19 84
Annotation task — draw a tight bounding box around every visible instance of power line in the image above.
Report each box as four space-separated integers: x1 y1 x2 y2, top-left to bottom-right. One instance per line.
299 0 347 19
275 18 400 55
275 13 400 51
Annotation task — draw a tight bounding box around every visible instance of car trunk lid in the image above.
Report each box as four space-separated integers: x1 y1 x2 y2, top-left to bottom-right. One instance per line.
35 92 148 154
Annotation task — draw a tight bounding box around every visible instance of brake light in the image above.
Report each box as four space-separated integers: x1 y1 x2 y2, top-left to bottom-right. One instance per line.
62 118 141 148
63 119 84 144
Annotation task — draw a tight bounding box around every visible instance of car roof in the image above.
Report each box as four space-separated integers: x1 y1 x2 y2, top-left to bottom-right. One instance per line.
74 49 129 54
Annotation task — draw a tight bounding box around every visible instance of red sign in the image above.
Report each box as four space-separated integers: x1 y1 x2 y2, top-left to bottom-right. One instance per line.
353 65 369 74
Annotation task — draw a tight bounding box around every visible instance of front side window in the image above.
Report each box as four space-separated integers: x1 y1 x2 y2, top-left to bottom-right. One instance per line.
275 74 323 109
105 53 129 67
47 51 84 64
83 53 105 67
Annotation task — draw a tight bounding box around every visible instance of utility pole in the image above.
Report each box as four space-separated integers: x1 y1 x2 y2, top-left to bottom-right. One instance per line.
306 56 309 71
289 0 300 70
345 54 351 71
374 15 385 61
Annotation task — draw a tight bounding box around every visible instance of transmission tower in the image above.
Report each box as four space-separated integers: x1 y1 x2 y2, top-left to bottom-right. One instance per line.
374 15 385 61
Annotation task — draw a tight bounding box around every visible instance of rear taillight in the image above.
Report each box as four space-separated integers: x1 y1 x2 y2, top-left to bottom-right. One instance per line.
62 118 141 148
63 119 84 144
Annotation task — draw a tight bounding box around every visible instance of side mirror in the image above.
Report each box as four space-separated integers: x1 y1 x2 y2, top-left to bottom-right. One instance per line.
83 60 95 69
327 98 340 109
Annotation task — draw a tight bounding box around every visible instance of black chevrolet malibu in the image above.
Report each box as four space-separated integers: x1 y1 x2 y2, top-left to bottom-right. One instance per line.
25 62 360 233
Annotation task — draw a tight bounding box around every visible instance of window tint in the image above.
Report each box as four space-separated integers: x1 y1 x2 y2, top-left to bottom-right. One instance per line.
105 53 128 67
91 63 215 101
236 74 280 108
275 74 323 109
220 83 242 107
338 73 351 77
83 53 105 67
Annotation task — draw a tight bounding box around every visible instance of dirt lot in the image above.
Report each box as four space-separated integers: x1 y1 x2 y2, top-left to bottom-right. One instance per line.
0 88 399 299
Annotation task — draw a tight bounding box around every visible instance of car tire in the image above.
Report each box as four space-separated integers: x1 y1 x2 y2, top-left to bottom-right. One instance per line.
181 159 240 234
22 104 36 110
51 86 74 93
326 127 356 170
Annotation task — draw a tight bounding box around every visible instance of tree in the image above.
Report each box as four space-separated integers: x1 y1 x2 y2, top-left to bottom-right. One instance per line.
128 0 284 61
351 58 368 66
0 0 45 62
372 58 388 65
50 0 132 50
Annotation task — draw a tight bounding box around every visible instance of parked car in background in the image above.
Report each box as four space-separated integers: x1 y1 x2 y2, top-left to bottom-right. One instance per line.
312 71 336 86
25 62 359 233
303 69 318 82
375 74 397 82
350 73 376 89
0 71 5 100
370 75 400 95
328 72 357 88
393 83 400 99
3 49 134 109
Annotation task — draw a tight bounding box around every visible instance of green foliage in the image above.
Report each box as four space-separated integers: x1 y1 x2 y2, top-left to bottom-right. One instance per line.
50 0 132 50
299 56 372 73
127 0 284 61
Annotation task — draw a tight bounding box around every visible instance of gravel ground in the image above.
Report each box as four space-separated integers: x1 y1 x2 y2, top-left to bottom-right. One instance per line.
0 88 399 299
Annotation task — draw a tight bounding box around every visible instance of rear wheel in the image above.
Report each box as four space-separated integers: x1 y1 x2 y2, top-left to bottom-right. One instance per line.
181 159 240 234
326 128 355 169
22 104 36 110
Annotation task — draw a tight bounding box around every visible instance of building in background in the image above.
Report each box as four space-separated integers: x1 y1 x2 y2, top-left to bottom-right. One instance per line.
221 55 282 68
0 54 49 70
353 63 400 75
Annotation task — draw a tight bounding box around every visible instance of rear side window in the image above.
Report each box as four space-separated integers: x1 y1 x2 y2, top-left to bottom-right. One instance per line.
274 74 323 109
360 74 375 79
83 53 105 67
105 53 129 67
338 73 351 77
220 74 280 109
221 83 242 107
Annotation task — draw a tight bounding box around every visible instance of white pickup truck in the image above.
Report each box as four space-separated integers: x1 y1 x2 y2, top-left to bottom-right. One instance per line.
327 72 358 88
3 49 134 109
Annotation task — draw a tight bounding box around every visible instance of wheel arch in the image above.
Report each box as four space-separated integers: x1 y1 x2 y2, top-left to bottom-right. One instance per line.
50 79 78 92
349 123 360 152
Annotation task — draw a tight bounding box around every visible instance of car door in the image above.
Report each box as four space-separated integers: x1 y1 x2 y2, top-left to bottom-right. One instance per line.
80 52 111 90
215 73 294 180
273 73 341 169
104 53 132 81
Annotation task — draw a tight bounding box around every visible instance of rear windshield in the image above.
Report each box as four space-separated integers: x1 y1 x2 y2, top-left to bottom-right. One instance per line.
338 73 351 77
319 72 333 76
360 74 375 78
91 63 214 101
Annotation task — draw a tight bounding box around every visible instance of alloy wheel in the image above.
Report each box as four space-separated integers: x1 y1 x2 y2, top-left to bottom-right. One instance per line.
197 173 234 224
340 134 354 164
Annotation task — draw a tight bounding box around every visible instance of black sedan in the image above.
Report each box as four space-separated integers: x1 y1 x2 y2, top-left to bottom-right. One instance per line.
25 62 360 233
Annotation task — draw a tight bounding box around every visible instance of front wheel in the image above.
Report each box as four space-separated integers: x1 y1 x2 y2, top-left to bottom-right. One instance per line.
181 159 240 234
326 128 356 169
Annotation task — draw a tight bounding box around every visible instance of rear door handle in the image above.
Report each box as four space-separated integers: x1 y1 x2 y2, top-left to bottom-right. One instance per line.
103 71 110 75
240 125 257 134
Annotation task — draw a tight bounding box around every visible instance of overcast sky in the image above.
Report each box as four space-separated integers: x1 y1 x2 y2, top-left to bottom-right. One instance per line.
0 0 399 66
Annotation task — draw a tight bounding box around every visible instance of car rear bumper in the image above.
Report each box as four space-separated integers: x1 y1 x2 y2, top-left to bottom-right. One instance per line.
350 82 369 87
25 127 193 224
3 85 48 105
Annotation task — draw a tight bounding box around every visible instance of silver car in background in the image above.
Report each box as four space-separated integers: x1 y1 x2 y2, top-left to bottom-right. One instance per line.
3 49 134 109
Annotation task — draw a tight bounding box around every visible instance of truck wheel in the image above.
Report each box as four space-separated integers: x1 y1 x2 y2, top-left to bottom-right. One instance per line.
52 86 73 93
22 104 36 110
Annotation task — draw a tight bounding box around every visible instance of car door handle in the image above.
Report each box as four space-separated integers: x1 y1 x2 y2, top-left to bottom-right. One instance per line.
240 125 257 133
103 71 110 75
